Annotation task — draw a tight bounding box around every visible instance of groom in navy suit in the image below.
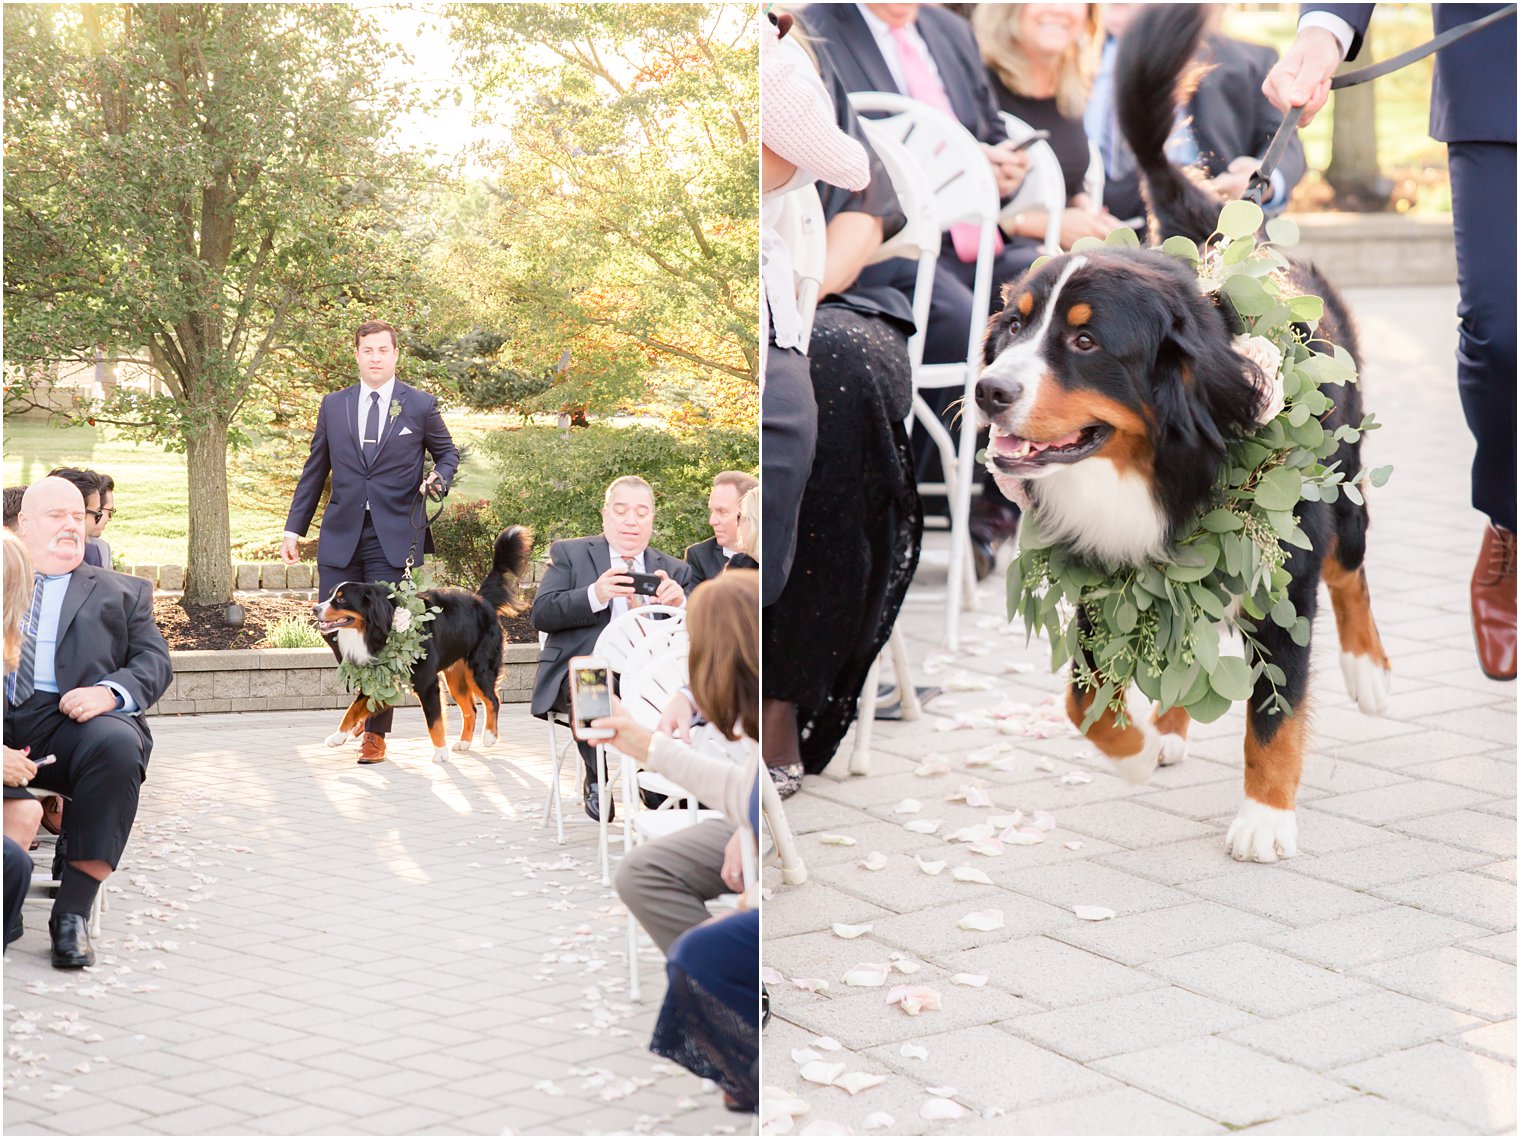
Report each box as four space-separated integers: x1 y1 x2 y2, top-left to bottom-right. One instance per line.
282 320 460 763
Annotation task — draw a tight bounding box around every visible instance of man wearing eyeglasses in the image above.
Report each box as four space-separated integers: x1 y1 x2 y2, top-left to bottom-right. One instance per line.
85 473 115 569
5 477 173 968
529 476 693 821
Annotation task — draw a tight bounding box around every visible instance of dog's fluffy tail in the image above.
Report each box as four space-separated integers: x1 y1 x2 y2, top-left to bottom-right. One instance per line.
1116 6 1223 245
479 525 533 616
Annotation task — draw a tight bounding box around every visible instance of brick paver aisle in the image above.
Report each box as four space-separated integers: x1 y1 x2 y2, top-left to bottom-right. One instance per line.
4 708 755 1136
762 285 1516 1135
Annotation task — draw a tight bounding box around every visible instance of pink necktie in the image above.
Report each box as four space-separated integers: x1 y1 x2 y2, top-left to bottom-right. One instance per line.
890 24 1004 263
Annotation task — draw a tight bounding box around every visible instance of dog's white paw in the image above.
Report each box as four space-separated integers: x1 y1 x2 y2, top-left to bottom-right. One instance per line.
1225 799 1298 862
1340 651 1391 716
1157 731 1189 767
324 730 354 748
432 747 450 764
453 739 472 752
483 732 497 747
1109 730 1163 786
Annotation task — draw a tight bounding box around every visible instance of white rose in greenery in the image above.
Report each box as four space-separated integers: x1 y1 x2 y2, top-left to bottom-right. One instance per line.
392 607 413 633
1235 334 1285 424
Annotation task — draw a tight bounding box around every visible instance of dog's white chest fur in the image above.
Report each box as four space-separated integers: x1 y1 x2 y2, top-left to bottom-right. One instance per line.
1032 458 1169 566
336 626 375 665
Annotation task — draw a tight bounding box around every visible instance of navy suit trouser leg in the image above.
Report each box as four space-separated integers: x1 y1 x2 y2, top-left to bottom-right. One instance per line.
1448 141 1517 532
4 837 29 947
762 342 818 607
318 513 412 735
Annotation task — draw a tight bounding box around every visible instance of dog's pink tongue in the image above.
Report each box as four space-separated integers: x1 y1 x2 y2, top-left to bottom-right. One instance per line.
992 434 1027 453
1048 428 1084 449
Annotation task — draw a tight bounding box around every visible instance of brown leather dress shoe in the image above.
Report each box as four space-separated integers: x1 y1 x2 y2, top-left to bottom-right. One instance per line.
357 732 388 764
1471 523 1516 681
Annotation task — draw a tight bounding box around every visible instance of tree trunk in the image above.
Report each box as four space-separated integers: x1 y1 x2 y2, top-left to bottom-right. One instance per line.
1326 30 1394 210
183 418 233 605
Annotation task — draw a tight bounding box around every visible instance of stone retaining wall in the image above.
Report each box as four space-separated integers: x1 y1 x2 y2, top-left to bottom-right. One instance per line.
126 560 549 592
149 643 540 716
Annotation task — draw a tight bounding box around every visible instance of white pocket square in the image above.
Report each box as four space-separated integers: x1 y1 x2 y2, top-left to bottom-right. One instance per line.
398 426 413 436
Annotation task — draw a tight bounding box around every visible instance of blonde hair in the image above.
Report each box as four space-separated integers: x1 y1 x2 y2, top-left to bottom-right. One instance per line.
687 569 759 741
737 485 760 563
973 4 1096 121
3 530 34 674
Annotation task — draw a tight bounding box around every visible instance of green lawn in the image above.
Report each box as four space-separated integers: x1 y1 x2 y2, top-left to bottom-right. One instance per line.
3 413 518 567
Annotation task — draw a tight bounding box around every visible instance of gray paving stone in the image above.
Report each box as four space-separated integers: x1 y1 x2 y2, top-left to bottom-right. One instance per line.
868 894 1079 959
1004 984 1256 1062
1052 901 1288 967
1286 836 1491 888
959 1086 1225 1135
1374 869 1517 932
1182 865 1386 927
1147 942 1375 1018
940 935 1163 1009
1354 945 1516 1020
1331 1042 1515 1132
1266 905 1489 969
1092 1037 1354 1128
1224 989 1481 1070
1403 754 1517 797
1048 800 1220 848
1095 837 1262 884
780 978 1037 1052
1451 1020 1516 1065
1238 1094 1474 1135
1395 808 1517 858
1310 779 1493 822
999 859 1195 917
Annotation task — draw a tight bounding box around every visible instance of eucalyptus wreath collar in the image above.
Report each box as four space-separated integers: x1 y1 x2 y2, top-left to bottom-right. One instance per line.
1007 201 1390 728
338 569 441 713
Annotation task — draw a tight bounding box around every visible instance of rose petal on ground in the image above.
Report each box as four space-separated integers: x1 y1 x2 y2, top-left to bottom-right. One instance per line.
951 867 993 885
792 1048 823 1064
903 819 941 834
834 1071 888 1095
889 958 921 975
1029 810 1057 831
990 811 1023 829
811 1036 842 1052
799 1061 847 1086
963 745 1007 767
831 923 873 940
1035 758 1056 772
759 1088 808 1126
1059 772 1093 785
1063 840 1085 850
925 1086 959 1097
885 985 943 1015
819 834 857 846
945 823 996 844
858 852 889 871
920 1098 968 1121
916 856 946 876
958 909 1005 931
791 977 830 993
1073 905 1117 921
1000 826 1046 846
862 1112 896 1131
967 841 1004 857
761 966 786 984
842 963 890 987
893 799 922 815
900 1043 928 1060
914 759 952 777
950 973 989 987
761 1118 795 1136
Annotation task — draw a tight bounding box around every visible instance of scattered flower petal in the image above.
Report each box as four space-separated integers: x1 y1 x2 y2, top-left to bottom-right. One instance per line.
914 759 952 777
831 923 873 940
862 1112 896 1131
903 819 941 834
968 841 1004 857
925 1086 958 1097
950 973 989 987
885 985 943 1015
915 856 946 876
946 823 996 844
834 1071 888 1095
920 1098 968 1121
819 834 857 846
857 852 888 871
1073 905 1117 921
951 867 993 885
842 963 890 987
1028 810 1057 831
958 909 1005 932
1000 825 1047 846
791 977 830 993
1063 840 1085 850
890 958 921 975
812 1036 842 1052
799 1061 847 1086
792 1048 823 1064
762 966 786 984
893 799 922 815
899 1043 928 1060
1059 771 1093 785
798 1121 850 1137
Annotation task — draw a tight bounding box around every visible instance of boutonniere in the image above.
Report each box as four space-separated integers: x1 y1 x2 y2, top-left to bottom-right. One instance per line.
388 399 402 422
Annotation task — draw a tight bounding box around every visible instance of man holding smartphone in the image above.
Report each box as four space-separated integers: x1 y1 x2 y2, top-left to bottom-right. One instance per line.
529 476 693 821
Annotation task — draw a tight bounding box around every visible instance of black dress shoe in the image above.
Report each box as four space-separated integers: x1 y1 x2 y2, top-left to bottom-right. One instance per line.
49 913 94 969
583 779 614 823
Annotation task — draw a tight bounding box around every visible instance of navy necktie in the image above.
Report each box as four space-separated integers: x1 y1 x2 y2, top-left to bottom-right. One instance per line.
9 573 44 706
363 391 381 466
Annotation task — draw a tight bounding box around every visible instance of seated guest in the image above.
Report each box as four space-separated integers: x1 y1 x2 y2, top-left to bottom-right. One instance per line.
975 3 1126 250
3 487 25 531
684 470 759 589
594 569 761 1114
732 486 761 572
44 468 106 568
3 530 40 948
86 472 115 569
5 477 173 968
529 476 693 822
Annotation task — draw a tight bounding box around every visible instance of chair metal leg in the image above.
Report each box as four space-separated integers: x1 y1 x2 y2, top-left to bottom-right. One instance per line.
849 653 882 776
626 910 643 1003
889 626 921 722
761 769 807 885
597 745 611 887
543 720 567 845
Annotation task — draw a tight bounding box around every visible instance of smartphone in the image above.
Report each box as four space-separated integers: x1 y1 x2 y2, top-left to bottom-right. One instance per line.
626 572 662 597
33 754 57 767
1007 130 1052 153
568 657 614 741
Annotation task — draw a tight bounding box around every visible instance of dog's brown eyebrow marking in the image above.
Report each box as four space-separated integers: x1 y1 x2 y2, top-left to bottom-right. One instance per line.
1067 303 1092 326
1016 292 1034 317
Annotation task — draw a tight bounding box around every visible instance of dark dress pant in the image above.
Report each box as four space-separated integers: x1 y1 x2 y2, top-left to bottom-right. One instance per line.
5 837 30 946
761 342 818 607
1448 141 1517 532
318 512 412 734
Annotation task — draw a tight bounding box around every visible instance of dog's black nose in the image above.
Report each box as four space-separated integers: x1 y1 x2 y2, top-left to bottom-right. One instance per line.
976 375 1023 417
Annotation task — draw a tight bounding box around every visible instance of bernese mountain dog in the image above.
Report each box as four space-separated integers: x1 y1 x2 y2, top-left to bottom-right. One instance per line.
313 526 532 763
976 7 1391 862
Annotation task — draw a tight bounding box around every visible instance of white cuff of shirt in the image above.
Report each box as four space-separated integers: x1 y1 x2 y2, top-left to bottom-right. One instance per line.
588 583 609 613
283 531 301 541
99 681 137 714
1297 12 1355 60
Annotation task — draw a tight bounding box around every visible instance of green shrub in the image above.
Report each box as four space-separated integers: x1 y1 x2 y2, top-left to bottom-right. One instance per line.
264 616 327 649
428 499 502 590
480 424 757 559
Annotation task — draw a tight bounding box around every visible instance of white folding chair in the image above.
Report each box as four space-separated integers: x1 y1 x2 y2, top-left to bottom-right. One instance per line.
848 91 1000 650
998 112 1068 255
771 183 828 353
849 624 922 777
1084 137 1106 213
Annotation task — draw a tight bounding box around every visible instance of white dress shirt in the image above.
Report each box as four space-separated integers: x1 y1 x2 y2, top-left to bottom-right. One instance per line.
854 3 946 95
30 571 137 712
283 376 396 540
588 549 648 619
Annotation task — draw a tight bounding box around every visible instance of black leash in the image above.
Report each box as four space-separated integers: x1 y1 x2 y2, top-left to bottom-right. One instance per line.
1245 4 1517 205
404 475 449 571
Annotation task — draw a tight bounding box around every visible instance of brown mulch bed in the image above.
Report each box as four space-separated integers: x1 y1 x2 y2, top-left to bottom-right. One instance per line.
152 596 538 652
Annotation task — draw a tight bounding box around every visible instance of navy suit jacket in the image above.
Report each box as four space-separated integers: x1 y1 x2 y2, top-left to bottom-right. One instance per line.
801 4 1008 151
529 535 693 717
1305 4 1516 142
285 379 460 569
683 537 729 589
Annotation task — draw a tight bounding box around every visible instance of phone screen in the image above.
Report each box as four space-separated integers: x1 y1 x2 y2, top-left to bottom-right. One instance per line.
573 666 612 728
